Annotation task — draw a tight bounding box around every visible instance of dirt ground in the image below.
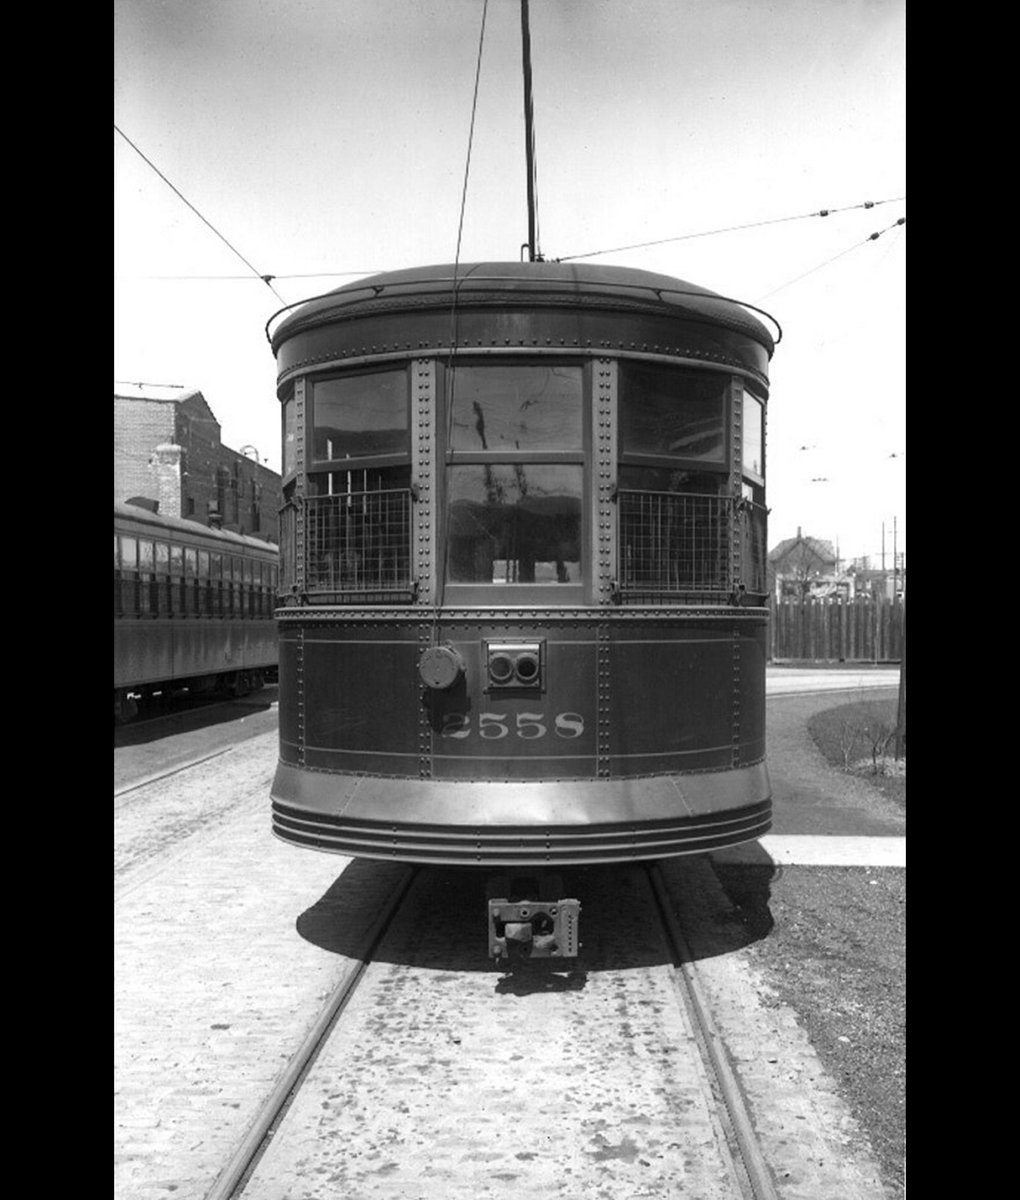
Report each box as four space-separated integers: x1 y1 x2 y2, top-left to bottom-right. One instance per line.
711 692 906 1197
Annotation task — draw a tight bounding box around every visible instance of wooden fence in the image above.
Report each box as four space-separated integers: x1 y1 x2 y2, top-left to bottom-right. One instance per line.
768 595 905 662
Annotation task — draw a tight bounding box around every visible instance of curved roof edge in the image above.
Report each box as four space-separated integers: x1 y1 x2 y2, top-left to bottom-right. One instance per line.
270 261 776 356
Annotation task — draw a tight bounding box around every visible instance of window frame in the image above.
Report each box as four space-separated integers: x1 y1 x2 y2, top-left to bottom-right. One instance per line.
439 358 591 606
740 386 766 487
617 359 730 478
308 365 411 474
615 361 739 603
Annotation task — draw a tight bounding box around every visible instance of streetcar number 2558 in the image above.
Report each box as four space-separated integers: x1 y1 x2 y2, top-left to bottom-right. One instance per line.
440 712 585 740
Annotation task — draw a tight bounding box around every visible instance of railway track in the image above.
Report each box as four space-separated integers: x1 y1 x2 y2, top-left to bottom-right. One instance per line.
114 732 280 894
114 746 241 807
203 859 787 1200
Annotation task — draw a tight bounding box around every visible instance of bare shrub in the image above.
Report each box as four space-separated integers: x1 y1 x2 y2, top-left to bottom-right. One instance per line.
859 701 896 774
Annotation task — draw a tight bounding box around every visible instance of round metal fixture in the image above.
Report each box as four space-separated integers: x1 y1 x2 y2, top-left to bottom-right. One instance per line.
418 645 465 690
514 652 540 683
488 654 516 685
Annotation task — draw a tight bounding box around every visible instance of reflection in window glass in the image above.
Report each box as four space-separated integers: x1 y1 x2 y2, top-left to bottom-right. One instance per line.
155 542 169 574
312 370 407 462
742 392 764 479
449 365 583 452
620 362 726 462
617 466 727 495
282 394 297 475
121 537 138 569
307 464 411 497
138 541 154 572
446 464 582 584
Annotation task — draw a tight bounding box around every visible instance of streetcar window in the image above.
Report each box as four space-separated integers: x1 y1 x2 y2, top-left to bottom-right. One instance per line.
441 362 586 597
617 365 733 600
184 548 197 578
307 464 411 497
742 391 765 481
282 392 297 476
243 558 253 584
305 466 412 594
740 480 768 594
198 550 210 579
619 362 726 463
209 552 221 580
446 464 582 585
449 365 582 452
617 466 727 495
137 541 154 615
170 544 183 577
117 537 138 616
311 369 408 462
232 557 243 613
150 542 169 615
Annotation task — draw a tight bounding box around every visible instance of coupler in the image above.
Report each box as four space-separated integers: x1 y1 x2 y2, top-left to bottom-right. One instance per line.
486 872 581 962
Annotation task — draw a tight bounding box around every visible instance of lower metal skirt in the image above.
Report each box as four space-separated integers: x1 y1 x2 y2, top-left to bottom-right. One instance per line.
270 761 771 866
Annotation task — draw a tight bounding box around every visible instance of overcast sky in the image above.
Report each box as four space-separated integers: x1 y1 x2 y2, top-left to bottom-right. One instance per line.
114 0 905 565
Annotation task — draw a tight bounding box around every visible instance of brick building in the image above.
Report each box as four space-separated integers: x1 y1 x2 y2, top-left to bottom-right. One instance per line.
114 384 281 543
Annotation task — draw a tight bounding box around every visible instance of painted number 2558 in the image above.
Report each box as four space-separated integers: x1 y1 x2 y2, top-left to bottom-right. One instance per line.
440 712 585 740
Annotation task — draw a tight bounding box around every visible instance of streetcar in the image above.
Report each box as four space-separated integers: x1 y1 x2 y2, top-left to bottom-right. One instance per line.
266 260 776 959
114 500 280 722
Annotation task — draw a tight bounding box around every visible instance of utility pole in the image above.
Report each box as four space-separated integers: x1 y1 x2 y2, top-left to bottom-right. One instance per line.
894 601 906 760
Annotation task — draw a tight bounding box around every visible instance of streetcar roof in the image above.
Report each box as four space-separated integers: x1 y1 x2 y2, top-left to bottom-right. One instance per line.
270 260 776 356
114 500 278 553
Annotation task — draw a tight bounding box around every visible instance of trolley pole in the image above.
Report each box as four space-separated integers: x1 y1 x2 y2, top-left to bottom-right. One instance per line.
520 0 539 261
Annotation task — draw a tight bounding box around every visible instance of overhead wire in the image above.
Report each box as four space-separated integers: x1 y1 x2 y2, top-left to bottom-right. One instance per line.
438 0 490 620
754 216 905 302
554 196 904 263
114 123 287 306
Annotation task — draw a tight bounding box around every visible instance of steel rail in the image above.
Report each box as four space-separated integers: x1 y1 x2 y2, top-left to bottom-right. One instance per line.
114 746 239 806
204 865 419 1200
646 862 780 1200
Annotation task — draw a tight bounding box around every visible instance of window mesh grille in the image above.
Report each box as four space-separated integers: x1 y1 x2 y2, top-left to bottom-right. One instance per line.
618 491 731 597
305 489 412 595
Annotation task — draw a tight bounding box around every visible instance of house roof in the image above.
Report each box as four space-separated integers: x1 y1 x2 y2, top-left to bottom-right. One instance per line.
768 534 837 566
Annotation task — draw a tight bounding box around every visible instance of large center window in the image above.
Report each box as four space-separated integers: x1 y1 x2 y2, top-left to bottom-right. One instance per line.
443 364 585 597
